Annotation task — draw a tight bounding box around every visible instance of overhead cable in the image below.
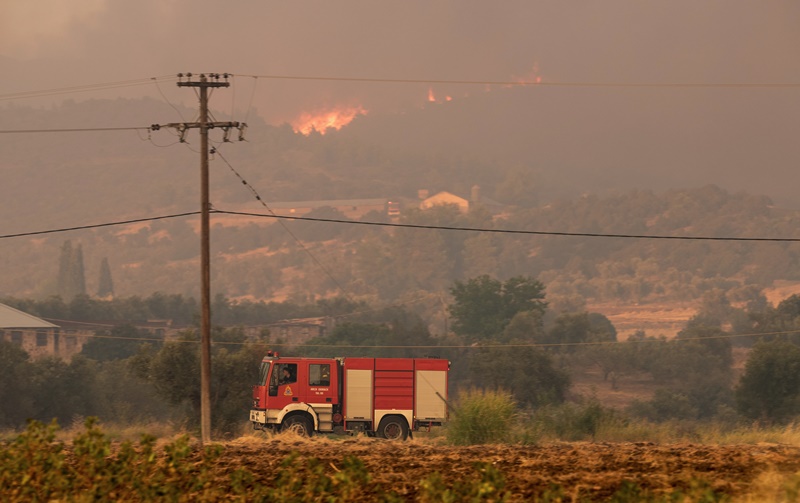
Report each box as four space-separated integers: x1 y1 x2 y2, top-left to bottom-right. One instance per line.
239 73 800 89
0 121 233 135
0 75 178 101
212 210 800 243
0 211 200 239
2 73 796 105
0 126 150 134
4 208 800 242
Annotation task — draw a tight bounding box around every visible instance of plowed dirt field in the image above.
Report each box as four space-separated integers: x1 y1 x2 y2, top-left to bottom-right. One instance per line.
219 436 800 500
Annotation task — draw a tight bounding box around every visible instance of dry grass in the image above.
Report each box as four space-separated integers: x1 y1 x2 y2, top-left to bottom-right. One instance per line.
53 418 186 443
734 469 800 502
696 422 800 446
234 426 383 447
592 419 800 446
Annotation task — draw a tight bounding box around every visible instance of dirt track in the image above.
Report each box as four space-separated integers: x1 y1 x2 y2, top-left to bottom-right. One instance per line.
219 436 800 500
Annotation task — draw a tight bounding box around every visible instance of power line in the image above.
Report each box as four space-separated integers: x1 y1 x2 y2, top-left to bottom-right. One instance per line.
0 126 150 134
212 210 800 243
242 76 259 125
0 121 240 136
4 208 800 243
0 75 178 101
2 73 796 106
0 211 200 240
152 77 188 122
238 73 800 89
0 121 220 135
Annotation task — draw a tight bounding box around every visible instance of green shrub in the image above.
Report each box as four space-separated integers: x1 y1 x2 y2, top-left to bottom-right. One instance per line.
419 462 508 502
446 388 517 445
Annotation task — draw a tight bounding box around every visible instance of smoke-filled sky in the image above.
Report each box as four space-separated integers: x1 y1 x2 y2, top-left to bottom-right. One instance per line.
3 1 799 119
2 1 800 203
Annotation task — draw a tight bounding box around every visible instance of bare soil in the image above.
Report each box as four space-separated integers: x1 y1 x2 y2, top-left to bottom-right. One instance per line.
589 302 696 340
217 436 800 500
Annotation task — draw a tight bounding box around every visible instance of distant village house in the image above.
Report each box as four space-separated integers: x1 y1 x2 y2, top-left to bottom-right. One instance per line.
418 185 505 215
0 302 87 360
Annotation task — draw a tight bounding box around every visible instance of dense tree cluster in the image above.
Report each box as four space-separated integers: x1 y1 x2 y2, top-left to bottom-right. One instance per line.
0 328 267 434
4 283 800 431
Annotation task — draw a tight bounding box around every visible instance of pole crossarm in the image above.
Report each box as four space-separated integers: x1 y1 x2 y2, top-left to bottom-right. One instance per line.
151 122 245 143
157 121 241 130
176 72 232 88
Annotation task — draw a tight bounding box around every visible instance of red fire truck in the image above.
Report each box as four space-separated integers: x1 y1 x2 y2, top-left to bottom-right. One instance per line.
250 351 449 440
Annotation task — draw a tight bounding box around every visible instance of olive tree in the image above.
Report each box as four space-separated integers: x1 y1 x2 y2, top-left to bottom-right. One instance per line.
736 341 800 423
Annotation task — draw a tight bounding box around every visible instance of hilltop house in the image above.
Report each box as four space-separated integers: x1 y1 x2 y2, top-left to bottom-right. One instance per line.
420 191 470 213
419 185 505 215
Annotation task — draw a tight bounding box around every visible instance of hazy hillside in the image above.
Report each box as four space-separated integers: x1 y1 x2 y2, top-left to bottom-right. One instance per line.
2 98 799 321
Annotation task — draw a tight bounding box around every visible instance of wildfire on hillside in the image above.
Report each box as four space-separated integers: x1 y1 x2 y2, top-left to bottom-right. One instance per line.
289 63 541 134
291 106 368 135
427 87 452 104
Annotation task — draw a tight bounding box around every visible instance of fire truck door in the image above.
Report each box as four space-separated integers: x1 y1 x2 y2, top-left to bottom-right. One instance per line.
269 362 304 409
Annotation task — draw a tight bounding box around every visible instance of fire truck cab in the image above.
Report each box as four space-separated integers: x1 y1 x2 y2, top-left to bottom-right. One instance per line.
250 352 449 440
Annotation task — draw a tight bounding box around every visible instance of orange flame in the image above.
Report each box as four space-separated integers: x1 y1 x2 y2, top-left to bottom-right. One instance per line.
427 87 452 104
292 105 367 135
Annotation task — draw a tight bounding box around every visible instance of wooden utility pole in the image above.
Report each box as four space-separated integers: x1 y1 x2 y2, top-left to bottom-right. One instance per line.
154 73 242 445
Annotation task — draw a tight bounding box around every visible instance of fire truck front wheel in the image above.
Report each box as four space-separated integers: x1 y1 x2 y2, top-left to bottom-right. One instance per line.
282 415 313 437
377 416 409 441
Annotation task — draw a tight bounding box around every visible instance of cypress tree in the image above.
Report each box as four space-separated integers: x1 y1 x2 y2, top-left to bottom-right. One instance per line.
57 240 73 298
71 244 87 297
97 257 114 298
56 240 87 299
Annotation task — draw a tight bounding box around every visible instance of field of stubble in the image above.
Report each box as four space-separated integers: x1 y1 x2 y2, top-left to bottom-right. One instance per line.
214 435 800 501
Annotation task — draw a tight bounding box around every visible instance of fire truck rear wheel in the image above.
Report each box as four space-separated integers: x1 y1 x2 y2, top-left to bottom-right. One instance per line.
283 415 313 437
377 416 409 441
